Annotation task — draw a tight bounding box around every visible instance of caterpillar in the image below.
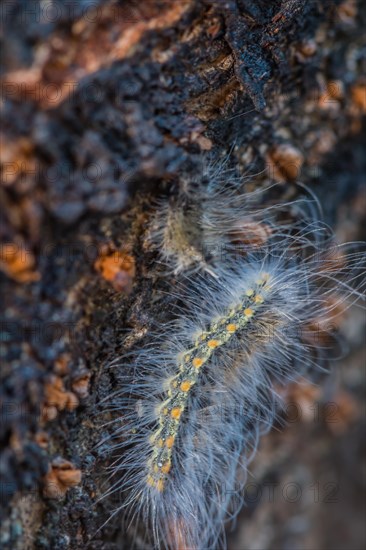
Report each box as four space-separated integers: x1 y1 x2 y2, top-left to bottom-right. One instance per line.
98 181 365 550
146 160 323 277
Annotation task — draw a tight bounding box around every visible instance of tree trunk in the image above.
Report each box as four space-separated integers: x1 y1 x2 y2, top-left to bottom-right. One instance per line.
1 1 365 549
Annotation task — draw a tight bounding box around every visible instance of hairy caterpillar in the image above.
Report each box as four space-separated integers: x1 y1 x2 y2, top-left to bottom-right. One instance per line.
147 161 322 278
98 181 365 550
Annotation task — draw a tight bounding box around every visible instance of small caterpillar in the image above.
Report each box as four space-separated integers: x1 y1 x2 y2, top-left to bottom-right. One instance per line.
99 181 365 550
147 162 322 277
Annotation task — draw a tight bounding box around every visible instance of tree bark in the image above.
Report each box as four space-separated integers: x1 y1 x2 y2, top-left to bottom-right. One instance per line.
0 1 365 549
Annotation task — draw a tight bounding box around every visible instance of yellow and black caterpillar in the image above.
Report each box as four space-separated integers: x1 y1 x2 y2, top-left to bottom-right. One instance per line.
99 168 365 550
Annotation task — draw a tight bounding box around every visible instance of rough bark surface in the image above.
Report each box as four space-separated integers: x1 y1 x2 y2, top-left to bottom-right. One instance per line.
0 1 365 549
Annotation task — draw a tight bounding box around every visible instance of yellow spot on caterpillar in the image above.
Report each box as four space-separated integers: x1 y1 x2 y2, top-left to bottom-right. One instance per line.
156 479 164 492
226 323 237 333
207 339 219 349
180 380 192 392
163 407 168 415
157 438 164 448
147 475 155 487
171 407 183 420
153 464 159 474
161 461 171 474
193 357 203 369
244 308 254 317
172 380 178 388
254 294 264 304
166 436 175 448
184 354 191 363
246 289 254 297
